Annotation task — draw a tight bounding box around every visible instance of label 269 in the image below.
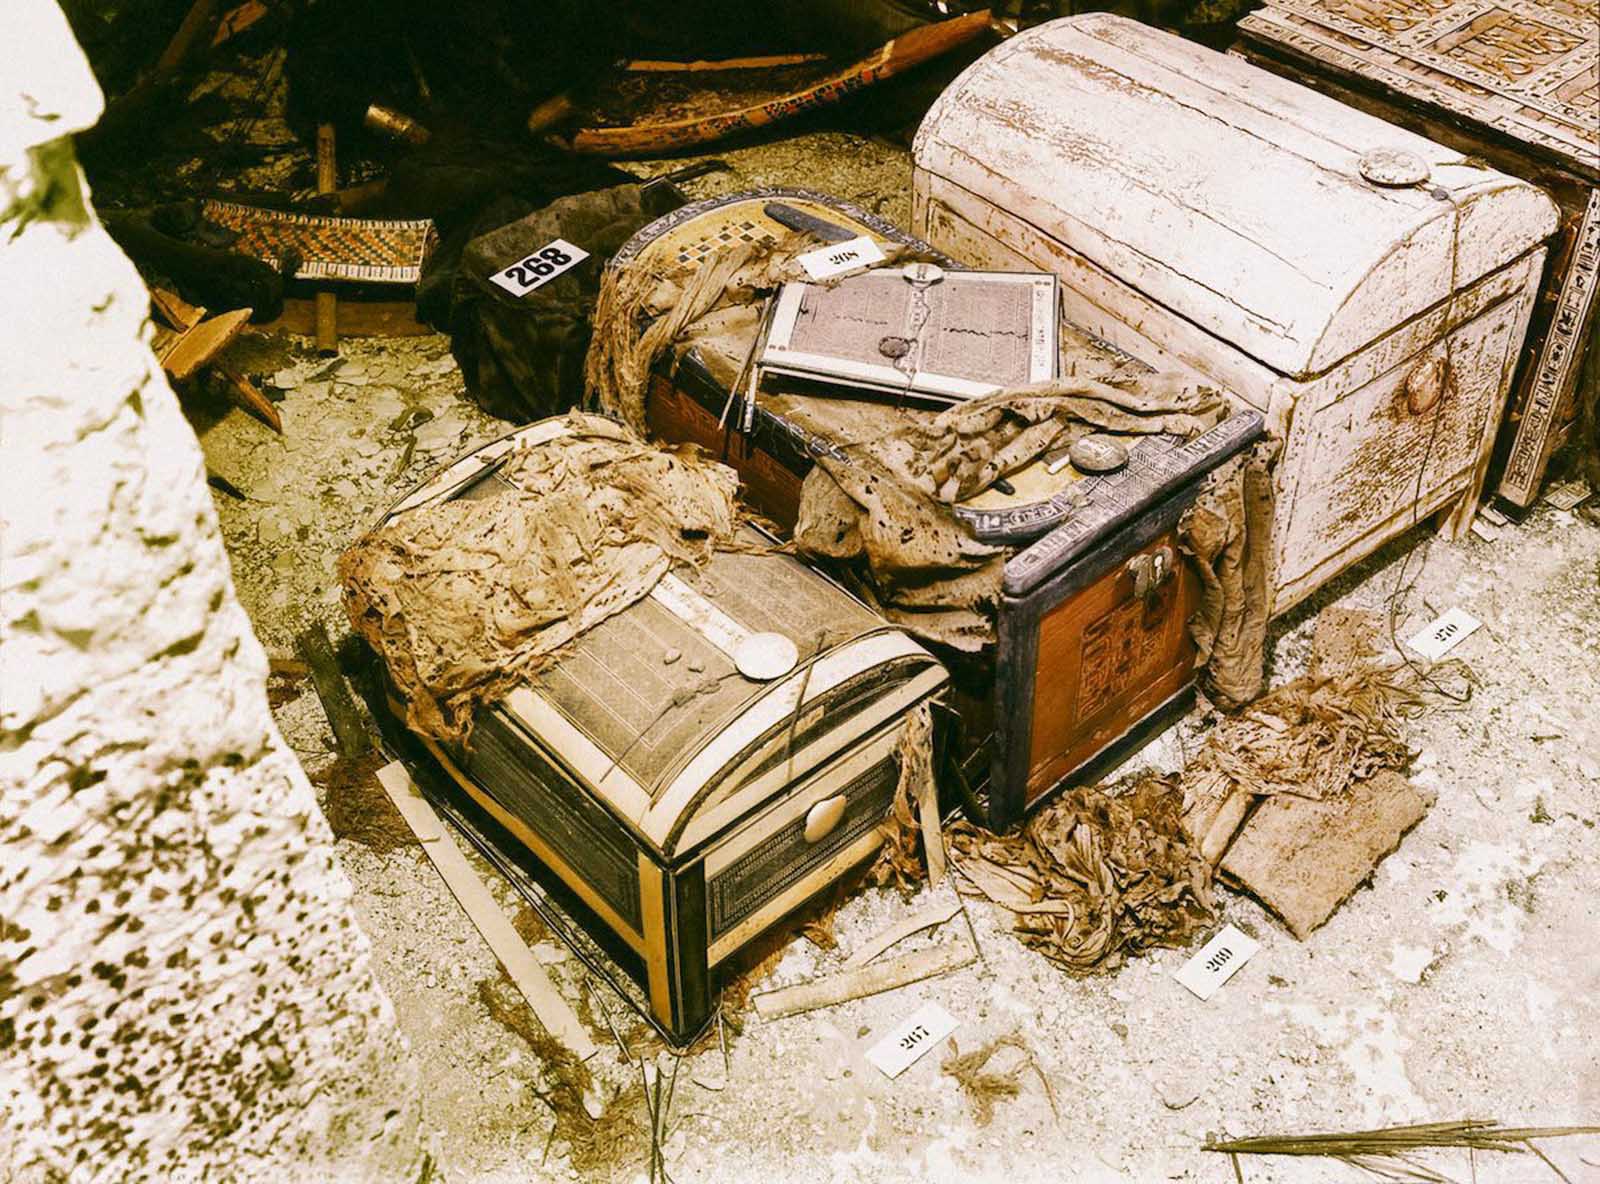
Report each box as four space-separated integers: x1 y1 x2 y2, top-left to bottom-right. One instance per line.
490 238 590 297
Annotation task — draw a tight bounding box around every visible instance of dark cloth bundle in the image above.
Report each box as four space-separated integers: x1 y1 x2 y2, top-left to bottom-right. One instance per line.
420 182 682 422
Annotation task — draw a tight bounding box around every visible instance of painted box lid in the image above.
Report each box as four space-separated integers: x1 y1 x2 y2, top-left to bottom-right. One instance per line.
913 14 1558 380
383 418 948 862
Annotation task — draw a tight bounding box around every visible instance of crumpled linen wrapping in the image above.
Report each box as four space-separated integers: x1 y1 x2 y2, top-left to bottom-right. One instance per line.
586 228 941 435
340 412 740 744
1178 438 1278 709
948 774 1215 975
793 378 1230 651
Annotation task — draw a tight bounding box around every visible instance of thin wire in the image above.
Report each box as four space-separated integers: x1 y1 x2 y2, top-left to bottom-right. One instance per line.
1382 175 1479 706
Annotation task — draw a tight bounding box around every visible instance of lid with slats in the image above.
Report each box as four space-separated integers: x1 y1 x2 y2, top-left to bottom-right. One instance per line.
914 14 1558 379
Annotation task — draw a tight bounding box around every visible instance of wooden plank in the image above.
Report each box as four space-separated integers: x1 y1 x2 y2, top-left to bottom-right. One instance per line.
160 307 251 381
751 940 975 1021
376 761 599 1060
841 898 961 970
214 366 282 433
296 622 369 759
625 53 830 72
315 123 339 355
155 0 219 73
261 297 433 338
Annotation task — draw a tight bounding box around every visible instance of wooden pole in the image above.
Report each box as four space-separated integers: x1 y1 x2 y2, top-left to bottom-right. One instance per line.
314 124 338 355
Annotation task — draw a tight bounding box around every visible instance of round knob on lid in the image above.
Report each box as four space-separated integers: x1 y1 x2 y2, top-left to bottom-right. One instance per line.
1359 147 1430 187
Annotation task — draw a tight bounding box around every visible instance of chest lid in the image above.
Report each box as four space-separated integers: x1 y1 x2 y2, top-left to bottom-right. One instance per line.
914 14 1558 379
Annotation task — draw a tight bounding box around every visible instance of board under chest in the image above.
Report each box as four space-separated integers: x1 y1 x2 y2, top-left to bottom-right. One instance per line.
912 14 1560 612
626 189 1261 832
1235 0 1600 509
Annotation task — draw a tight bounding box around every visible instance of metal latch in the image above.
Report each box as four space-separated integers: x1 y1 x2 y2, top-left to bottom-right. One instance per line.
1126 546 1174 604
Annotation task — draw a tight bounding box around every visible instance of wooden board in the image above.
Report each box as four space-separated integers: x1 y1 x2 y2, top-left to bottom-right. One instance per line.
555 11 993 157
261 297 433 338
376 761 599 1059
157 306 251 381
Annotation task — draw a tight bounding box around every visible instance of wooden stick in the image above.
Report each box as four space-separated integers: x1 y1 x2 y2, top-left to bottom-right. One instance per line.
155 0 220 74
376 762 598 1060
752 940 975 1021
841 897 961 970
296 622 369 759
625 52 829 72
214 366 282 433
314 124 338 355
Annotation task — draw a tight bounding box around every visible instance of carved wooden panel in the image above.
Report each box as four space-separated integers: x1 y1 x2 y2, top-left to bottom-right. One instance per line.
1240 0 1600 174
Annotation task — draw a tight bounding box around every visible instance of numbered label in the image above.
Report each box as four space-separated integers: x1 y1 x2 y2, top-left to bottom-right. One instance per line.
489 238 590 297
798 235 887 281
1406 607 1482 661
864 1001 959 1079
1174 924 1260 1001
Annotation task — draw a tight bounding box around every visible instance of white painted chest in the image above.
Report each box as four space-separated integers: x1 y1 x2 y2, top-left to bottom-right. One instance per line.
912 14 1559 613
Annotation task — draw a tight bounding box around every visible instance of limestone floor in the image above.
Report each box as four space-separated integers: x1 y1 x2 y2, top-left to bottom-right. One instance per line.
198 133 1600 1184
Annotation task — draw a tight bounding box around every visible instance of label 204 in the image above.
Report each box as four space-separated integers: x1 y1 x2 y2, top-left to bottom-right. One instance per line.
490 239 590 297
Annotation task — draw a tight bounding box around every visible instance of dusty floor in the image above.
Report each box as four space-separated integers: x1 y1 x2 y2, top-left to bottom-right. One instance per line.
194 133 1600 1184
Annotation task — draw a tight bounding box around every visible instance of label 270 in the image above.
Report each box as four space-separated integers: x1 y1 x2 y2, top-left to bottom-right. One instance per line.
489 238 590 297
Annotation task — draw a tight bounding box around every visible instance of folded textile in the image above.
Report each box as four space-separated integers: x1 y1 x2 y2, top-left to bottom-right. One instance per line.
340 413 740 743
793 380 1229 651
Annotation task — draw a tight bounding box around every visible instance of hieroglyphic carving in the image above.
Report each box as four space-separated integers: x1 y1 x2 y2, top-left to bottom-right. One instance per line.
1499 188 1600 503
1241 0 1600 172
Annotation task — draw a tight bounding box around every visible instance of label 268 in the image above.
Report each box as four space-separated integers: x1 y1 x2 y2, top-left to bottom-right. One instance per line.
490 238 590 297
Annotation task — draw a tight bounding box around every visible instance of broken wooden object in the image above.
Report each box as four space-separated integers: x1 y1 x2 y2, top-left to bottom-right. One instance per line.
150 287 281 433
1220 770 1434 939
375 761 598 1060
549 11 994 156
842 897 961 970
752 938 976 1022
154 305 251 382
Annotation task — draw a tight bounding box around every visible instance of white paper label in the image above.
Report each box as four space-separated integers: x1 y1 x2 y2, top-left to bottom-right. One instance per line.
1406 607 1482 661
1173 924 1260 1001
1469 517 1501 542
864 1001 959 1079
1544 480 1592 511
489 238 589 296
798 235 887 281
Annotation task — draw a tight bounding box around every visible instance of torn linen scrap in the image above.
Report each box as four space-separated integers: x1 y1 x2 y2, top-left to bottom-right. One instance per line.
949 775 1214 974
339 412 740 744
869 701 942 893
1179 437 1277 709
795 379 1229 651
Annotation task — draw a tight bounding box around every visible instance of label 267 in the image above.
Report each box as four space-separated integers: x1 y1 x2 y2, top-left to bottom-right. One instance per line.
490 238 590 297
